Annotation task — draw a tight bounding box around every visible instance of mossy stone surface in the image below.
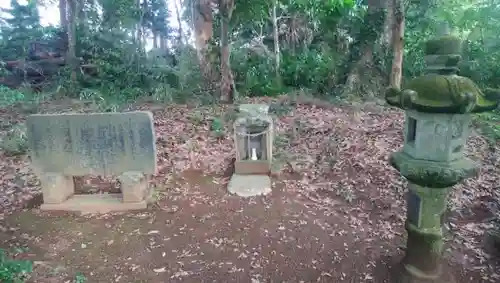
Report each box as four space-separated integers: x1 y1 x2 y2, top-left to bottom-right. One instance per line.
424 36 462 55
386 74 498 113
389 151 477 188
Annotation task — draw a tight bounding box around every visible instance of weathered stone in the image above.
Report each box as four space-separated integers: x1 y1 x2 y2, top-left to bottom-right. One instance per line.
26 111 156 176
238 104 269 117
385 29 494 281
229 104 274 197
39 173 74 204
26 111 157 213
119 171 148 203
390 151 477 188
403 184 451 279
424 35 462 55
40 194 147 214
402 110 470 162
385 33 500 114
228 174 271 197
234 116 273 164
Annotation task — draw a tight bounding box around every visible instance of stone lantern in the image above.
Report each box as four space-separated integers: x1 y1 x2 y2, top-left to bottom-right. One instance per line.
227 104 273 197
385 30 500 281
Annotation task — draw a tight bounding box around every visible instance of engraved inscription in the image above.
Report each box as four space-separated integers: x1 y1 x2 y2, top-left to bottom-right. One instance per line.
26 112 156 175
451 121 462 139
407 191 422 228
434 123 447 135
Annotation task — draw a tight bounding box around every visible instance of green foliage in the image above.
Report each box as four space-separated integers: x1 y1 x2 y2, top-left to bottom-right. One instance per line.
0 86 26 106
0 0 43 60
281 48 341 94
475 111 500 142
74 272 87 283
210 117 224 138
0 249 33 283
231 51 285 96
0 0 500 112
403 0 500 88
1 123 28 156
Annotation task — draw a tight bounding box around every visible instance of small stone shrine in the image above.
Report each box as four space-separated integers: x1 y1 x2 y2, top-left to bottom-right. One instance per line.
227 104 273 197
26 111 157 213
385 28 500 281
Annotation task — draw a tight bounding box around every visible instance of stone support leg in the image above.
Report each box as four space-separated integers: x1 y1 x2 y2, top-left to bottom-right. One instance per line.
403 183 451 280
485 223 500 252
40 173 74 204
119 171 147 203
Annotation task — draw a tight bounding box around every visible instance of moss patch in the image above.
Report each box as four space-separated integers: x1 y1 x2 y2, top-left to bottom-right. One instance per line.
424 36 462 55
386 74 499 113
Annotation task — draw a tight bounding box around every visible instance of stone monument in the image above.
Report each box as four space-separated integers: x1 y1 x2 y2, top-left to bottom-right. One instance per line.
385 30 500 281
227 104 273 197
26 111 157 213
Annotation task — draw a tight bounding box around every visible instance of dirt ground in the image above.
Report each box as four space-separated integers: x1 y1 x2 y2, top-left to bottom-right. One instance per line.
0 96 499 282
0 170 495 283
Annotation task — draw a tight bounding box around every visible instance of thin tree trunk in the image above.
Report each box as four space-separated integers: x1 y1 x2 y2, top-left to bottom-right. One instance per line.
59 0 67 31
135 0 142 47
160 37 166 49
77 0 85 26
389 0 405 88
194 0 215 87
220 13 235 102
153 33 158 49
381 0 393 57
174 0 183 45
67 0 77 82
272 0 281 85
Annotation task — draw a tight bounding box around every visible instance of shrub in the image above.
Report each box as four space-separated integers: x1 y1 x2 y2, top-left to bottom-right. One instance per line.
0 249 33 283
1 124 28 156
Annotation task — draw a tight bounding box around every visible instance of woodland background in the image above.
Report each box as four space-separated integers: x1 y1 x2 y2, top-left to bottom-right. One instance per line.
0 0 499 136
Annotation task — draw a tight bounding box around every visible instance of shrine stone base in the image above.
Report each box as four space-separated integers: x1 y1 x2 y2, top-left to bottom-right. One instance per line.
228 174 271 197
40 194 148 214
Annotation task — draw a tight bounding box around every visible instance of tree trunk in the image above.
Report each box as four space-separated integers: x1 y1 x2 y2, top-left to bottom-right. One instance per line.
193 0 215 87
174 0 183 45
77 0 85 25
389 0 405 89
381 0 393 59
153 33 158 49
219 0 236 103
272 0 281 86
135 0 142 47
59 0 67 31
337 0 386 97
66 0 77 82
160 37 166 50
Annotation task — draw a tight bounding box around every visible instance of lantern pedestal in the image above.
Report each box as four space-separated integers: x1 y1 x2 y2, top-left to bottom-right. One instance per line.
390 261 457 283
228 174 271 197
390 151 476 282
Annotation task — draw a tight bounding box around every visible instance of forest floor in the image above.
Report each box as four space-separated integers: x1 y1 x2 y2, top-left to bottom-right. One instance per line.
0 95 499 282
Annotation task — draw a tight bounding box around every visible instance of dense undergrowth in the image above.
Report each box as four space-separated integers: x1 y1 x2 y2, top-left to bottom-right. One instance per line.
0 249 32 283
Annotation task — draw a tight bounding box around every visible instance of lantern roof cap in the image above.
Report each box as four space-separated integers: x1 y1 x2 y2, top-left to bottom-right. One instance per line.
385 30 500 114
386 75 500 114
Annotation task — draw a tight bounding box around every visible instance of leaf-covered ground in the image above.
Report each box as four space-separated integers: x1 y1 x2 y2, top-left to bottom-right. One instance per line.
0 96 499 282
